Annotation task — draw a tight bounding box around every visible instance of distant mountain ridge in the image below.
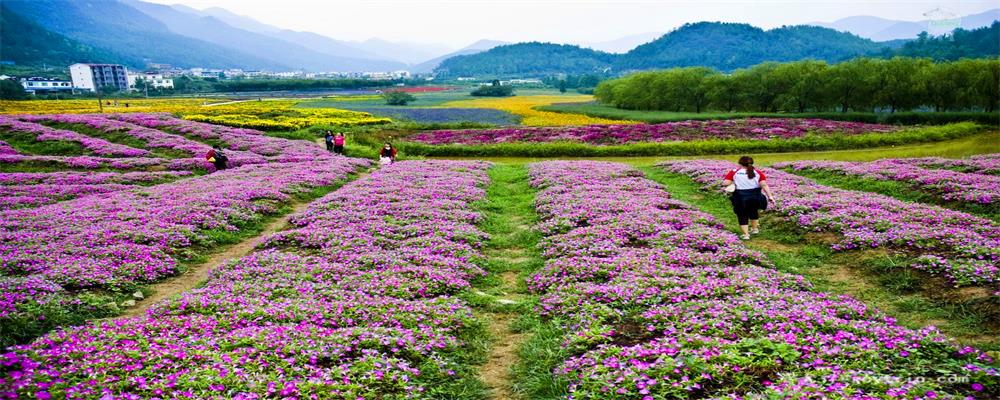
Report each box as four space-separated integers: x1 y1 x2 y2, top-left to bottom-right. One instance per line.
435 22 892 77
434 18 999 77
811 8 1000 41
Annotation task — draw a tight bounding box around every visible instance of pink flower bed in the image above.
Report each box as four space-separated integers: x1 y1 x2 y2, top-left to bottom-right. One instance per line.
775 158 1000 205
1 161 493 399
410 118 898 145
528 161 997 399
661 160 1000 290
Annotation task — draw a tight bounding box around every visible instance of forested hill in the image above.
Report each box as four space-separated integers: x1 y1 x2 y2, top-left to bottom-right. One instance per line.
617 23 887 71
433 21 999 77
891 21 1000 60
0 4 124 68
435 42 617 77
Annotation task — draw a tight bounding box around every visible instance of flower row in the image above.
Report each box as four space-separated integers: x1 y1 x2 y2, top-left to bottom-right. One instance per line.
0 171 191 211
774 158 1000 205
1 160 493 399
0 158 368 321
889 154 1000 176
409 118 897 145
0 140 16 155
661 160 1000 289
0 116 149 157
527 161 997 399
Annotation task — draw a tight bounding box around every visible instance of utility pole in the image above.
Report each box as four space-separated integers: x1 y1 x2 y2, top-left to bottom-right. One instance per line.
96 89 103 113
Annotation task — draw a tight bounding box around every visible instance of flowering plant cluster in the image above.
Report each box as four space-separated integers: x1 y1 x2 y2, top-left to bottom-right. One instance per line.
0 159 367 341
410 118 897 145
0 140 17 155
0 154 167 170
774 158 1000 205
0 115 150 157
661 160 1000 289
528 161 997 399
888 154 1000 176
1 160 493 399
0 171 191 211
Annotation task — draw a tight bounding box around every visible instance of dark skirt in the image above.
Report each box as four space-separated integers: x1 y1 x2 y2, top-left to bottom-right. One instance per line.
730 188 767 212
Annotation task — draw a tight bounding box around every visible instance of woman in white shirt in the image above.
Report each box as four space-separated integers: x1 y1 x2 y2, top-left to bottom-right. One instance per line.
722 156 776 240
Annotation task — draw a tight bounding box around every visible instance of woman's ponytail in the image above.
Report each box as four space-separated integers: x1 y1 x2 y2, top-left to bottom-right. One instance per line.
738 156 756 179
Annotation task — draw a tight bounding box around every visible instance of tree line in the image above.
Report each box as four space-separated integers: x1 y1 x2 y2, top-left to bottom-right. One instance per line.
594 57 1000 113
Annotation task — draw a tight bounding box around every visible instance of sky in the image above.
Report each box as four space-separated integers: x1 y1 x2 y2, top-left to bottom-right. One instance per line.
142 0 999 48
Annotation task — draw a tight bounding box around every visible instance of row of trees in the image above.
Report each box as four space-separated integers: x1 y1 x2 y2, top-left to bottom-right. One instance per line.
594 57 1000 113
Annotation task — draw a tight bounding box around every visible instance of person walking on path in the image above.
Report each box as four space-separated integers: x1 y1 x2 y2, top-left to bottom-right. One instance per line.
206 145 229 172
333 133 346 155
379 143 397 166
324 131 334 152
722 156 775 240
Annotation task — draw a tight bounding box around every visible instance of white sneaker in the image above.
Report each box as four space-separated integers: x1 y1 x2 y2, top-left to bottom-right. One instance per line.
750 228 760 235
740 233 751 240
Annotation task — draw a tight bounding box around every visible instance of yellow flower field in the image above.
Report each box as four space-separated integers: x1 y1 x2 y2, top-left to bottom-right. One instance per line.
0 99 390 130
437 95 635 126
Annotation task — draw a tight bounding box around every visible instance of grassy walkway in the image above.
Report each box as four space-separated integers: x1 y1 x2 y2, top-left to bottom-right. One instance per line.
639 166 1000 352
466 165 545 399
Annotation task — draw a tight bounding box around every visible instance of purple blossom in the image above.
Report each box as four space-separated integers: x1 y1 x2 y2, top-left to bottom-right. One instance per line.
410 118 898 145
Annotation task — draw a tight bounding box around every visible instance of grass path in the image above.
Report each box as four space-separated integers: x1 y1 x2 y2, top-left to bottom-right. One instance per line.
122 170 369 317
468 165 544 399
638 166 1000 352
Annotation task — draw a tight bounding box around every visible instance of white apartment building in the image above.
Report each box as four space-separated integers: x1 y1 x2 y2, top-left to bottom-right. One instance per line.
19 77 74 94
127 73 174 90
69 63 129 92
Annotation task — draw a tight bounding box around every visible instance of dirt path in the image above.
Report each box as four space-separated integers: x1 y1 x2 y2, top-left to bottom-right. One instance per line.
121 200 314 316
474 166 541 400
121 168 372 316
480 272 528 400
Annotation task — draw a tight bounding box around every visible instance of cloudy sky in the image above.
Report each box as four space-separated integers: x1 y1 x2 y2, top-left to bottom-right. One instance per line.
142 0 999 48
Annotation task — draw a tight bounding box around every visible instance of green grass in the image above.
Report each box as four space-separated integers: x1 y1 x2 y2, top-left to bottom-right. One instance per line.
465 164 570 399
779 168 999 221
638 166 1000 351
394 123 986 158
540 102 1000 126
0 128 92 156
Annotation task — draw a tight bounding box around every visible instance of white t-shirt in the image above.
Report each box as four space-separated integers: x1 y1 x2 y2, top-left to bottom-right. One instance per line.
723 168 766 190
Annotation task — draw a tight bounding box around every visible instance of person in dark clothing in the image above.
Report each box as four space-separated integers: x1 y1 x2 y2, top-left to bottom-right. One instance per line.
206 145 229 172
324 131 334 152
722 156 776 240
333 133 345 155
379 143 397 165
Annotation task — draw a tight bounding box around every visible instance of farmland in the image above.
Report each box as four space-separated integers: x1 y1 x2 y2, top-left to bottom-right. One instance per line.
1 86 999 399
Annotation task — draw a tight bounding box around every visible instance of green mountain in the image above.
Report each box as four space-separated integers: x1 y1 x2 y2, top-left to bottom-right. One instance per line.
435 42 616 77
617 23 889 71
0 4 121 67
2 0 287 70
434 21 997 77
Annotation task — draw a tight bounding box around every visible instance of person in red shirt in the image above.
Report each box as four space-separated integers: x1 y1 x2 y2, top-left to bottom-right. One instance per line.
722 156 776 240
333 133 346 155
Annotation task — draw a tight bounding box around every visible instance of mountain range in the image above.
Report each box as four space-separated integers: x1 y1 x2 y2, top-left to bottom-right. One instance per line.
811 8 1000 41
1 1 997 75
436 20 999 77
